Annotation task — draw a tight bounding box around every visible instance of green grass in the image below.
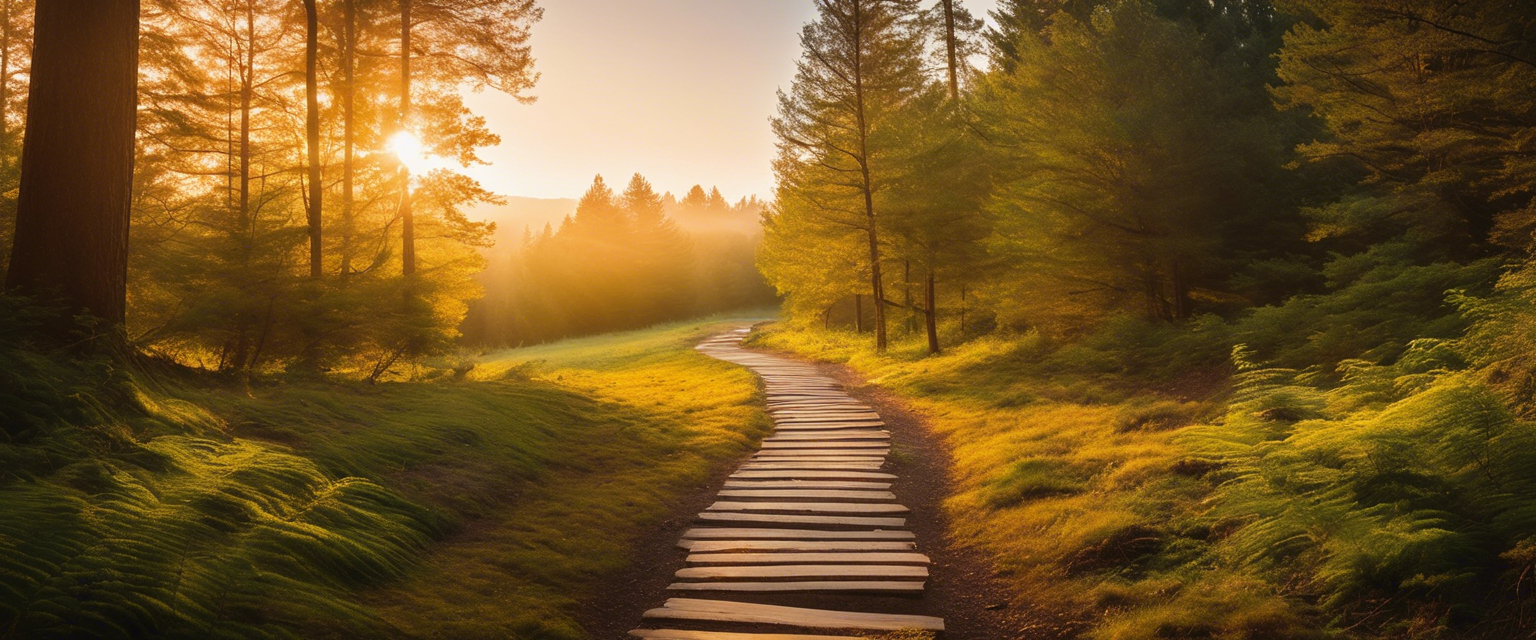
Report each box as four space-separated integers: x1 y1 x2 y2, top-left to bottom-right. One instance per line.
1 312 772 639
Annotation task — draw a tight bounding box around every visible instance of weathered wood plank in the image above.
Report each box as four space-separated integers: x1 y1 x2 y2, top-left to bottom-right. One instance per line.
717 489 896 500
684 540 917 552
760 441 890 449
742 450 890 458
720 481 893 490
641 598 945 632
630 629 864 640
707 501 909 514
664 582 925 595
731 466 897 475
768 422 887 430
764 431 889 441
738 463 886 471
680 528 913 540
686 552 930 565
696 512 906 528
675 565 929 580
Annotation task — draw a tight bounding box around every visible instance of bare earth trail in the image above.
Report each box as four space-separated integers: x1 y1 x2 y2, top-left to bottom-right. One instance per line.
584 327 1030 639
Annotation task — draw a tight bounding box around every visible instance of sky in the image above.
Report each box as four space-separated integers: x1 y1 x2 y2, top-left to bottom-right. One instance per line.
461 0 998 204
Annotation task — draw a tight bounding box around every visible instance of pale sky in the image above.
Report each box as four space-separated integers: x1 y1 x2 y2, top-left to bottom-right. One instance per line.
462 0 998 203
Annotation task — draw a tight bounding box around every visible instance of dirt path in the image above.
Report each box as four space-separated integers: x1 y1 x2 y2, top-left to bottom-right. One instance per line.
579 329 1033 638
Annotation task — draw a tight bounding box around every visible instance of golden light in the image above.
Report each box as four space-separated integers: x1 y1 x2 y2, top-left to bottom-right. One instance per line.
388 130 431 176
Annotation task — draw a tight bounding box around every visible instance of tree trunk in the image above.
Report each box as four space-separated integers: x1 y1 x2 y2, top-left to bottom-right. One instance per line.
960 283 967 333
942 0 959 101
399 0 415 277
850 0 887 352
0 0 12 175
4 0 138 329
855 294 864 333
304 0 322 279
340 0 356 276
924 269 939 355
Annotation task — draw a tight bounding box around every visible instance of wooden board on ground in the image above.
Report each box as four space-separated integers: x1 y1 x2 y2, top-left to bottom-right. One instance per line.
739 463 886 471
665 581 925 595
641 598 945 632
682 539 918 553
630 629 865 640
731 466 897 475
675 565 929 580
753 450 888 456
717 489 895 500
764 432 889 442
686 552 930 565
761 442 890 450
708 501 908 515
721 481 893 490
750 456 887 463
696 512 906 528
680 528 913 540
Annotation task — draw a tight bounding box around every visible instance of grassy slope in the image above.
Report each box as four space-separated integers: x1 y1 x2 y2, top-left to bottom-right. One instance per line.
1 314 770 639
749 326 1321 639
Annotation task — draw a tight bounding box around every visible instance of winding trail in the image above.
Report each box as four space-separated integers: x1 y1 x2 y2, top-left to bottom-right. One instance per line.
626 327 946 639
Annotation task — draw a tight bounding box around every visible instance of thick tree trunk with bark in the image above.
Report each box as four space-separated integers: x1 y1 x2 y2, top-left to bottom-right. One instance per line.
304 0 322 279
4 0 139 328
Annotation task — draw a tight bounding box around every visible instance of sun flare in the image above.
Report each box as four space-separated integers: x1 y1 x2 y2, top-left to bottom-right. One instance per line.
388 130 430 175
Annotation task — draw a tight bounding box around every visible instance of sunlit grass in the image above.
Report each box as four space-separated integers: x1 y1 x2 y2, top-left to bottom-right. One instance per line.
2 313 772 639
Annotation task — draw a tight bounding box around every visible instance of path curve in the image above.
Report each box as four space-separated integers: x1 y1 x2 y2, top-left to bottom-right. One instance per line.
625 327 946 639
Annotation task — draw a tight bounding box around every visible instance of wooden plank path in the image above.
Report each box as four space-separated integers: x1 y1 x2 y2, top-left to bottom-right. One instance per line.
629 327 945 638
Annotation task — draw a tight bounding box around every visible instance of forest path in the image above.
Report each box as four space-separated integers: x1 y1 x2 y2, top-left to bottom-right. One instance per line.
622 327 961 639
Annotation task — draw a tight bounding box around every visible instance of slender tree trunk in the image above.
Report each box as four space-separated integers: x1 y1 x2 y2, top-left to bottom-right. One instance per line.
924 269 939 355
230 7 255 370
4 0 139 330
399 0 415 278
960 283 967 333
340 0 356 276
904 259 913 334
304 0 322 279
942 0 960 101
851 0 887 352
855 294 864 333
0 0 11 176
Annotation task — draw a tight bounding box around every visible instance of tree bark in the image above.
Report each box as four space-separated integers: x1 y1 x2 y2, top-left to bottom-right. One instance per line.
851 0 887 352
855 294 864 333
340 0 356 276
399 0 415 278
942 0 960 101
924 269 939 355
0 0 12 176
304 0 322 279
4 0 138 329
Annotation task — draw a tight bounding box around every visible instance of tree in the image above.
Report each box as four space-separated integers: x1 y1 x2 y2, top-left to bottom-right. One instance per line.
974 1 1298 329
304 0 323 280
1274 0 1536 255
681 184 709 211
770 0 930 352
4 0 139 331
0 0 32 279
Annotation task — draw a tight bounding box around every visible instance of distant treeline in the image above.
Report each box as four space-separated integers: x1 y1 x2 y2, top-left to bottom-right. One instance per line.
462 176 775 346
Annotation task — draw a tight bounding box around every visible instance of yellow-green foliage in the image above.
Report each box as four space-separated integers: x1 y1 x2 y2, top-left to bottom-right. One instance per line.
1 313 769 639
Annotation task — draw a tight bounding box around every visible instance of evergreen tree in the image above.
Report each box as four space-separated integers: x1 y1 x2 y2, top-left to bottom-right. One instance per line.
769 0 931 352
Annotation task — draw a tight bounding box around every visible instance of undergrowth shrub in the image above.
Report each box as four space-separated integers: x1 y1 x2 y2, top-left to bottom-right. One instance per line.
1185 339 1536 634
